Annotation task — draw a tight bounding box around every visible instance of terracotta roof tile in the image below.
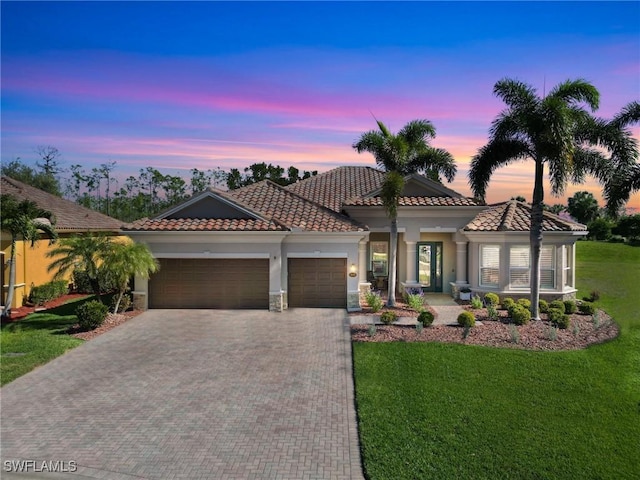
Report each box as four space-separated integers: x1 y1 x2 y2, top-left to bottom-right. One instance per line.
125 218 285 232
345 196 482 207
230 180 365 232
464 200 587 232
285 166 385 212
1 176 123 232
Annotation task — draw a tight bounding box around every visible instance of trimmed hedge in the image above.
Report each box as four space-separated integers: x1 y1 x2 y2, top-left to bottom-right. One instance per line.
578 302 596 315
418 310 434 327
484 292 499 306
539 299 549 314
549 300 565 313
501 297 515 310
76 300 109 331
509 304 531 326
564 300 577 314
380 311 398 325
28 280 69 306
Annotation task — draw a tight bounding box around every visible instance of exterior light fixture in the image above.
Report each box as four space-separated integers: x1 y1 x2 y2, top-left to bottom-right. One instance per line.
349 263 357 277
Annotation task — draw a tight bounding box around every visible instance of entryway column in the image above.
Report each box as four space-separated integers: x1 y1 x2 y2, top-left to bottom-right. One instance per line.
358 240 368 280
405 241 417 284
455 241 468 284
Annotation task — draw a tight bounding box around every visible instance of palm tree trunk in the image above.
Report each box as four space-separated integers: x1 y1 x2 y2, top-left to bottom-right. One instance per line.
530 159 545 321
1 238 17 318
387 216 398 307
113 288 125 314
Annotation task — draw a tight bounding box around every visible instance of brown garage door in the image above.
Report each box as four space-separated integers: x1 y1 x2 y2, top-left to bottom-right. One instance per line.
149 258 269 309
288 258 346 308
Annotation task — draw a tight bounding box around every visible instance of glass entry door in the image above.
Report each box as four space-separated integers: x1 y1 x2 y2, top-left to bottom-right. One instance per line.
417 242 443 292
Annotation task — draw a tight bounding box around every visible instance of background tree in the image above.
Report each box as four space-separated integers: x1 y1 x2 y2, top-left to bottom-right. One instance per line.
613 214 640 241
567 191 599 224
226 162 317 189
469 78 612 320
587 217 613 241
102 241 159 313
1 156 61 196
354 118 456 306
1 194 57 316
47 235 112 301
34 145 63 196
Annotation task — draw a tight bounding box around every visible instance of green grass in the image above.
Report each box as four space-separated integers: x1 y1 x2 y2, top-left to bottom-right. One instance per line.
353 241 640 479
0 295 103 386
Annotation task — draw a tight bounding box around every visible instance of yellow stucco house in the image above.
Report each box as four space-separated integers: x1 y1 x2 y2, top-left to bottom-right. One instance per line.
1 176 123 310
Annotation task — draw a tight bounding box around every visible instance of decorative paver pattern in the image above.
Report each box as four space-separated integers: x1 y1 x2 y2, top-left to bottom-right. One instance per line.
1 310 363 480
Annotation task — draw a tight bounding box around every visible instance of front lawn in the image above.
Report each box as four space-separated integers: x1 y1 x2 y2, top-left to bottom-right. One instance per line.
0 296 99 386
353 241 640 479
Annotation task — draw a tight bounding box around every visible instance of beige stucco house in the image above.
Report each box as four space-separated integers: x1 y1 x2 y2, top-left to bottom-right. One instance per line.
123 166 587 311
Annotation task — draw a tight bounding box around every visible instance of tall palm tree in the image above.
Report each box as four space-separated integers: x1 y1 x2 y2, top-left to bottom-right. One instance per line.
46 234 112 301
103 241 159 313
1 194 57 317
353 119 456 306
469 78 609 320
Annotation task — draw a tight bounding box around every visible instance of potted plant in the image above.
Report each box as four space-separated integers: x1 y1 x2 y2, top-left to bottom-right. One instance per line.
459 287 472 301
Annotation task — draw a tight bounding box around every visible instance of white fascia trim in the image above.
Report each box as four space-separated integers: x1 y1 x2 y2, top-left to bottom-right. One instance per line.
287 252 348 258
367 227 406 233
127 231 288 244
154 252 270 259
419 227 457 233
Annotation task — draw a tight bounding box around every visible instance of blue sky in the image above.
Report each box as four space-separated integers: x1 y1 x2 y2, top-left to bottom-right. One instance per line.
2 1 639 207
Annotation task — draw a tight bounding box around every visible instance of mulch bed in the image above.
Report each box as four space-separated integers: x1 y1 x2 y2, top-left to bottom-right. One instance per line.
351 304 619 351
69 310 142 341
2 293 91 322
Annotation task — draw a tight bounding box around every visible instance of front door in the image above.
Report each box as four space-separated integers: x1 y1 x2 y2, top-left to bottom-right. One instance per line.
417 242 443 292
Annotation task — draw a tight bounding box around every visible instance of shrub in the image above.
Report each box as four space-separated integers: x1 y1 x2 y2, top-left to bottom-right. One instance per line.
510 304 531 326
546 326 558 341
416 322 423 334
552 313 570 330
405 292 425 312
380 311 397 325
538 299 549 314
487 303 499 321
578 302 596 315
563 300 577 314
589 290 600 302
484 292 499 306
517 298 531 310
72 269 117 294
111 294 132 313
364 290 383 313
457 311 475 328
501 297 515 310
76 300 109 331
548 308 565 326
28 280 68 306
367 324 377 337
470 294 483 309
549 300 565 313
418 310 434 327
509 324 520 344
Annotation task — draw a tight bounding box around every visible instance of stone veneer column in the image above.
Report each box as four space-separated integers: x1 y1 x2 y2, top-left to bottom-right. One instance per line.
455 241 468 284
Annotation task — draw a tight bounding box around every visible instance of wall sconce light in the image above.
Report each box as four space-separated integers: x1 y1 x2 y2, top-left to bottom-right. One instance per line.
349 263 357 277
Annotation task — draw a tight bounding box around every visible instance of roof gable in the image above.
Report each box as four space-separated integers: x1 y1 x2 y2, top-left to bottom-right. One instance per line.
1 176 122 232
159 190 258 220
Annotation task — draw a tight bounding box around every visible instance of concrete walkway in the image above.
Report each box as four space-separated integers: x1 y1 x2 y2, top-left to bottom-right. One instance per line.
350 293 467 326
1 309 363 480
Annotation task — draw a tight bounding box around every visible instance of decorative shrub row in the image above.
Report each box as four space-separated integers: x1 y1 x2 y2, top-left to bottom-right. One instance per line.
501 297 515 310
457 311 475 327
549 300 565 313
549 308 570 329
72 269 118 294
578 302 596 315
484 292 499 306
538 299 549 313
28 280 69 306
75 300 109 331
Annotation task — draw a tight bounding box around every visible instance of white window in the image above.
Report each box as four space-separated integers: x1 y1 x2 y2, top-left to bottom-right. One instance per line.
370 241 388 277
480 245 500 287
509 245 555 289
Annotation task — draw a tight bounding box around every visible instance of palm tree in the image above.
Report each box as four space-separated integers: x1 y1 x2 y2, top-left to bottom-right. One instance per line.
353 119 456 306
103 241 159 313
1 194 57 317
600 101 640 216
469 78 610 320
46 234 112 301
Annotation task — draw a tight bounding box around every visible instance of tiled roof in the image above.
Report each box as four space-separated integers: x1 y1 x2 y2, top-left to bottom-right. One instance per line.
230 180 365 232
345 196 482 207
1 176 123 232
125 218 285 232
285 166 386 212
464 200 587 232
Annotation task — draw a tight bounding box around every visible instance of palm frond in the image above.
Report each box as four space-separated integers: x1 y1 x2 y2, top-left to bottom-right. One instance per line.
381 171 405 219
548 79 599 111
469 139 531 201
407 147 457 182
398 119 436 144
610 101 640 129
493 78 538 110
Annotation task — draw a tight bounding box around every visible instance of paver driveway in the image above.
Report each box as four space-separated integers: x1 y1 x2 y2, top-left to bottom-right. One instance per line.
1 309 363 479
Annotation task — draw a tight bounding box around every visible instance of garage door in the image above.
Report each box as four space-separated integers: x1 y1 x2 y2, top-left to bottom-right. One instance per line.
149 258 269 309
288 258 346 308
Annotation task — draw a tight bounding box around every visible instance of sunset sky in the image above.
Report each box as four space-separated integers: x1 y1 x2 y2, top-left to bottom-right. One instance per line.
2 1 639 209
